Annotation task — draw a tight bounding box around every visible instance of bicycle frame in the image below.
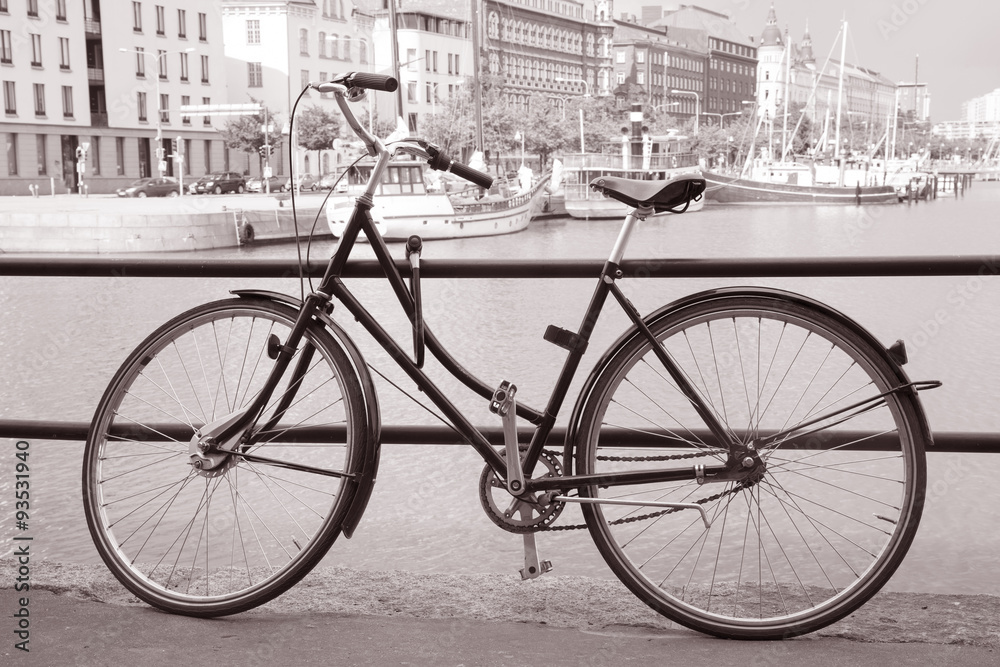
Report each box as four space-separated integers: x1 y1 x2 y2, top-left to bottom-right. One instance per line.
216 84 745 497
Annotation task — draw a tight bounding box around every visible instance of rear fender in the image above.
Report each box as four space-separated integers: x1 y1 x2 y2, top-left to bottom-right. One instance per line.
233 289 381 538
562 286 932 474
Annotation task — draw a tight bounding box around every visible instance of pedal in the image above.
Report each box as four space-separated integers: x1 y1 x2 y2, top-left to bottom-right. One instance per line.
518 507 552 580
490 381 524 495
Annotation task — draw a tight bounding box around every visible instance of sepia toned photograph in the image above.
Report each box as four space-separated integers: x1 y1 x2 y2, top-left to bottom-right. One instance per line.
1 0 998 663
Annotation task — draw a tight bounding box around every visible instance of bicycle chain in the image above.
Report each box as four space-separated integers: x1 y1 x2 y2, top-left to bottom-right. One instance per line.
536 448 738 532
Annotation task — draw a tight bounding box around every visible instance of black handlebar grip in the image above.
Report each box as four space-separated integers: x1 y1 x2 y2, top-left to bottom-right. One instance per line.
448 161 494 190
347 72 398 93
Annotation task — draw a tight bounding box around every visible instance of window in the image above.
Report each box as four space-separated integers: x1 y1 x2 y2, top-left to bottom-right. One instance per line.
180 52 189 81
200 55 209 83
178 9 186 38
61 85 73 118
7 133 18 175
56 0 66 20
247 20 260 45
137 91 147 121
299 29 308 55
406 48 417 71
637 71 644 85
203 139 211 173
181 95 190 124
60 37 70 70
301 69 309 93
247 62 262 87
636 50 645 64
342 36 351 61
33 83 44 116
424 50 430 72
433 51 438 72
27 0 38 17
158 50 167 79
3 80 14 114
159 93 168 123
133 2 142 32
615 50 624 64
91 136 100 175
202 96 211 126
358 39 368 64
328 34 338 58
116 137 125 175
406 81 416 103
198 12 207 42
135 47 145 77
183 139 191 175
616 72 625 85
155 5 165 34
1 0 9 13
0 30 11 63
31 34 42 67
36 134 46 175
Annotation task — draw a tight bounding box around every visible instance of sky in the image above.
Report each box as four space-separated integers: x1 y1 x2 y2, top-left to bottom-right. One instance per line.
611 0 1000 121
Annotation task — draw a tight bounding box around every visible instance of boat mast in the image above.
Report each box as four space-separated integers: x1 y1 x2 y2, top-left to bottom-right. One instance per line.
388 0 403 124
470 0 484 156
833 19 846 168
781 26 790 163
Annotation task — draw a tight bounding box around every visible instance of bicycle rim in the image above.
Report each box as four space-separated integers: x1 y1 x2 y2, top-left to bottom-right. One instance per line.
84 298 364 615
576 295 926 639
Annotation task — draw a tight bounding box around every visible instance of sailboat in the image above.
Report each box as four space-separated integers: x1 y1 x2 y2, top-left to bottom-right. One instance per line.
704 20 897 205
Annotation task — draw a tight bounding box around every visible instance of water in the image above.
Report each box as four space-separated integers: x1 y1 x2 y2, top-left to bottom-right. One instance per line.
2 183 1000 594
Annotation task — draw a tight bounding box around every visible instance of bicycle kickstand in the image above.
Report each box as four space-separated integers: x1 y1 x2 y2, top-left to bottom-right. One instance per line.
490 381 552 580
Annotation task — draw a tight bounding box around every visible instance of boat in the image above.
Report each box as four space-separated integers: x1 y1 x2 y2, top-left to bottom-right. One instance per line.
562 130 703 219
326 159 550 241
705 18 897 205
704 164 898 204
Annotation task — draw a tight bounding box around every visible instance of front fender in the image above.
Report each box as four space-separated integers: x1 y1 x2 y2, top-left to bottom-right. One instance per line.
233 289 380 538
562 286 932 475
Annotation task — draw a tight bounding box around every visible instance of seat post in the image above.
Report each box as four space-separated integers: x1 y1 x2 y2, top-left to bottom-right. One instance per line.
608 204 653 265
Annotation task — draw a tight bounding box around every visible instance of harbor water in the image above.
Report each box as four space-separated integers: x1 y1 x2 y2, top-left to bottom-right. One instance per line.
2 182 1000 595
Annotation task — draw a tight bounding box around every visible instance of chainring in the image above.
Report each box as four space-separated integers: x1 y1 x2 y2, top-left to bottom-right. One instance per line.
478 448 565 534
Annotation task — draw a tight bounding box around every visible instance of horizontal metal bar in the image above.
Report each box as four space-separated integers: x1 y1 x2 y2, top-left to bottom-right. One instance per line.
3 255 1000 279
1 419 997 453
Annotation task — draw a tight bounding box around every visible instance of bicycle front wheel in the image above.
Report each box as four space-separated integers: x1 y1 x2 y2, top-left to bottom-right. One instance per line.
84 297 367 616
575 294 927 639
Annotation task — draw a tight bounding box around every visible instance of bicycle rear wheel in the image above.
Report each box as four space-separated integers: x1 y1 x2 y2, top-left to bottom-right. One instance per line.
84 297 367 616
575 293 927 639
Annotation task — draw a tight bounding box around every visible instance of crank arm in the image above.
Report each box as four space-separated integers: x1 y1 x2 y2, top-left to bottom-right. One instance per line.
518 507 551 580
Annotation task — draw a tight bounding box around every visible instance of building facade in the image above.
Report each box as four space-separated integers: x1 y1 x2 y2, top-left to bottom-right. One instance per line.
1 0 230 195
753 3 897 152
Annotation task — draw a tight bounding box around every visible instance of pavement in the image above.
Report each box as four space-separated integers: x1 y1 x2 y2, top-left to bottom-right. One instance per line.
1 564 997 666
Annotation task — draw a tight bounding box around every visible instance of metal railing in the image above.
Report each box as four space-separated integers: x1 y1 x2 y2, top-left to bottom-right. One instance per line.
2 254 999 453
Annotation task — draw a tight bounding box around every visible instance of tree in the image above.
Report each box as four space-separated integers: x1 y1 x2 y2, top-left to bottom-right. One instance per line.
296 105 341 174
220 101 282 172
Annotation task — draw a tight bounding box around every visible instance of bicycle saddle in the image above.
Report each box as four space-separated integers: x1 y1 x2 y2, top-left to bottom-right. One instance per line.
589 174 706 213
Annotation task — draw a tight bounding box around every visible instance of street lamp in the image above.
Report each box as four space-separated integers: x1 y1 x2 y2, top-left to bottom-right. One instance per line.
652 101 679 112
670 89 699 136
555 77 591 97
513 130 525 166
120 47 195 178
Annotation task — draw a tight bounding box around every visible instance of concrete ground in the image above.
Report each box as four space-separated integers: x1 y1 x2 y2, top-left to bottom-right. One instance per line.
2 564 997 665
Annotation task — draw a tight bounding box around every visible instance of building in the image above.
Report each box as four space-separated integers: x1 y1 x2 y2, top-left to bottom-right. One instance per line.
220 0 372 178
608 15 706 118
961 87 1000 123
1 0 228 195
643 4 757 126
752 3 896 155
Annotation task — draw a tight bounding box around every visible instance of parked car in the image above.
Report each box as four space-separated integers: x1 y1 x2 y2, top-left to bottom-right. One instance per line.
294 173 320 191
116 177 181 198
189 172 246 195
246 175 290 193
316 173 348 192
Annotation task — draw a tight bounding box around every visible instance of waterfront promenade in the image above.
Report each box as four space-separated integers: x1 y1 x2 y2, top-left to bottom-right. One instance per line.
2 564 997 665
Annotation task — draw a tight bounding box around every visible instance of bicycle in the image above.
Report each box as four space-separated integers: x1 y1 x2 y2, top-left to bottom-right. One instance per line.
83 72 939 640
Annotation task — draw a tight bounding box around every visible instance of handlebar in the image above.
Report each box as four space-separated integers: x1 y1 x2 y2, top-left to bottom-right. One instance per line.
320 72 494 191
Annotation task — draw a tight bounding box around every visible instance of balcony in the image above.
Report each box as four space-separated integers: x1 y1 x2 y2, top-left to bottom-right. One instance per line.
90 112 108 127
88 67 104 84
84 18 101 37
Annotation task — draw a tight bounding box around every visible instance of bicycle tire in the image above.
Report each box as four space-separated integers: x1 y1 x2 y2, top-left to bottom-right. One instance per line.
83 297 367 616
575 293 927 639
